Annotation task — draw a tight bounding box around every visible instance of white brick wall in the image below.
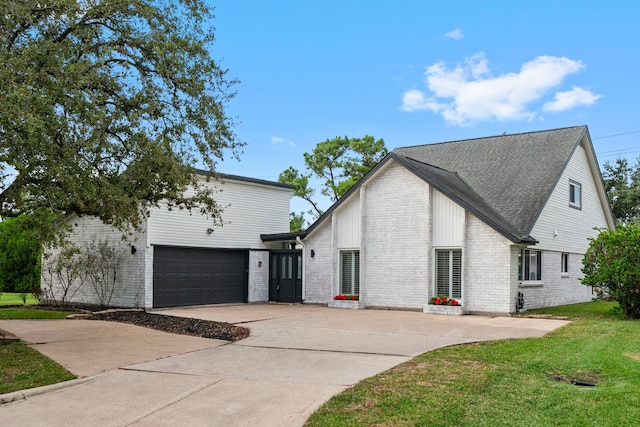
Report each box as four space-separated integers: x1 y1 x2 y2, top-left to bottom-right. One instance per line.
301 159 601 315
248 250 269 302
518 250 594 311
143 244 154 308
42 215 147 308
303 221 333 304
464 214 513 314
362 163 430 310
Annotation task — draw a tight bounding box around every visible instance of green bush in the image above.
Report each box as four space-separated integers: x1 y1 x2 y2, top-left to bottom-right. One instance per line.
0 216 42 296
582 225 640 318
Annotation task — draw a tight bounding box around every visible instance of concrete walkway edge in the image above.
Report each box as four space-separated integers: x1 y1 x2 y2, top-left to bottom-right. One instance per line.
0 376 94 405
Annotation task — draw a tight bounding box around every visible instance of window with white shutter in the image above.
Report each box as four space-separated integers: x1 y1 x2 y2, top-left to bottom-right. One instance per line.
340 250 360 295
435 249 462 299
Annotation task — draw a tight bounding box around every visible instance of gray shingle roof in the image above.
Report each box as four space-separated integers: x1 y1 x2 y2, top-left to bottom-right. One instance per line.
393 125 588 242
269 125 595 245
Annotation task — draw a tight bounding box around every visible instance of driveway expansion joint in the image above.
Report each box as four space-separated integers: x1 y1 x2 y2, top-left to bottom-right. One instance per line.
234 343 412 358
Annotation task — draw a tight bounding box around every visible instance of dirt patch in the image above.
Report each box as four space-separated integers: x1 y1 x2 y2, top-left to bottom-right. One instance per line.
81 310 250 342
548 370 600 385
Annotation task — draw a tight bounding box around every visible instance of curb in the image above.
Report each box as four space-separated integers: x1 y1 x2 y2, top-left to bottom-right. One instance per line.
0 376 94 405
0 328 19 344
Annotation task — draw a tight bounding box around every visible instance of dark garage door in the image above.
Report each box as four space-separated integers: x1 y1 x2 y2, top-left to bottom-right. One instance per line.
153 247 248 308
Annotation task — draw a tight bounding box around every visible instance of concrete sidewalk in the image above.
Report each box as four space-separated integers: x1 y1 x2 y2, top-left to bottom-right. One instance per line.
0 305 569 426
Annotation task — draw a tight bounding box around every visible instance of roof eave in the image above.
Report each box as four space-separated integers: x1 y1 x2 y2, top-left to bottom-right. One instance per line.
260 231 307 242
391 154 531 244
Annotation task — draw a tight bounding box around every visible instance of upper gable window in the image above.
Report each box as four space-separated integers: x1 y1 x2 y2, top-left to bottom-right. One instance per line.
569 180 582 209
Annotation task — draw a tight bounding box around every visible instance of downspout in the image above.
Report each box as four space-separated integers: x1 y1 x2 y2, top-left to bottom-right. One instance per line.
296 236 306 302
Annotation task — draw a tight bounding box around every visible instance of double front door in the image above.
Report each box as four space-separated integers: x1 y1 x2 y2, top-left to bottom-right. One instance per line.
269 250 302 303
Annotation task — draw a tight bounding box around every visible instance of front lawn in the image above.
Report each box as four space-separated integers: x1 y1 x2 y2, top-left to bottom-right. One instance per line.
0 292 40 306
1 305 77 394
0 307 75 320
0 342 76 394
306 301 640 426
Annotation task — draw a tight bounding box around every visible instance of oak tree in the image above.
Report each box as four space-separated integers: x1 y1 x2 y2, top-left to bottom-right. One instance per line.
0 0 241 244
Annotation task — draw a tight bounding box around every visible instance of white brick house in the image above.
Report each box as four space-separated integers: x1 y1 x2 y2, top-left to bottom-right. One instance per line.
272 126 614 315
42 174 294 309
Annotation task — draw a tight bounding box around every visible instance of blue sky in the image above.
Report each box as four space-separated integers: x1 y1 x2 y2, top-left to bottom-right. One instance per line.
210 0 640 215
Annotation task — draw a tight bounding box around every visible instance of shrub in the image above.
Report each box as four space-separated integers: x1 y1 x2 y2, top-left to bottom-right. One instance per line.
0 216 41 296
582 225 640 319
41 244 84 306
82 239 124 308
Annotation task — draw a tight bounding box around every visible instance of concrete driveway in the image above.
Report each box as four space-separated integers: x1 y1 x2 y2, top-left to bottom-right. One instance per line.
0 304 569 426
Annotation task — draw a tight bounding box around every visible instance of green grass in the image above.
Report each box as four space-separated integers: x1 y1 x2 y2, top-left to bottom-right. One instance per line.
306 301 640 427
0 292 40 306
521 300 623 320
0 307 75 319
0 342 76 394
1 303 78 394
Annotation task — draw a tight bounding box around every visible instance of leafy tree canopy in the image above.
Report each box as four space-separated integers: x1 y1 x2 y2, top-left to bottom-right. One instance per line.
602 157 640 224
582 225 640 318
288 211 306 233
0 0 241 244
279 135 387 229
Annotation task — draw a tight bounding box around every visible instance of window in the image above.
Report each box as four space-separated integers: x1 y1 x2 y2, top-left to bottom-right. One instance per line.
518 249 542 281
435 249 462 298
340 250 360 295
569 180 582 209
561 253 569 274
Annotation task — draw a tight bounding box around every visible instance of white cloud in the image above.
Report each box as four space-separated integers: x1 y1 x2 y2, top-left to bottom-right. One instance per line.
445 29 464 40
401 52 601 126
543 86 602 112
401 89 442 112
270 136 295 147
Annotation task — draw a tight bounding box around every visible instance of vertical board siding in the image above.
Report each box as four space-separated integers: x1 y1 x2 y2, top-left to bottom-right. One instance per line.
148 177 291 249
530 143 610 253
336 193 361 248
432 189 464 247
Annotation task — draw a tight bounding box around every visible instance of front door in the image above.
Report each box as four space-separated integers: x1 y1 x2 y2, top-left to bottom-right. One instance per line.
269 251 302 303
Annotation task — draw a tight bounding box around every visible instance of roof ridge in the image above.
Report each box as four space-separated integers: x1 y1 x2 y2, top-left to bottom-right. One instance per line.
393 125 586 150
397 154 456 174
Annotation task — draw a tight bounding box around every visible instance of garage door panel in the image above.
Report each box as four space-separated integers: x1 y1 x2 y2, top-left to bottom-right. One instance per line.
153 247 248 308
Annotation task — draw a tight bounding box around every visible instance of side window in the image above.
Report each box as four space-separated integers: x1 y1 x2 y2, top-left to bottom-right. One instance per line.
561 253 569 274
518 249 542 281
569 180 582 209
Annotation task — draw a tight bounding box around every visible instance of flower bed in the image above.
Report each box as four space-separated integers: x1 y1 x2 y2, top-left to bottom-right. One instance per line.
329 295 364 309
333 294 359 301
424 294 464 315
429 295 460 306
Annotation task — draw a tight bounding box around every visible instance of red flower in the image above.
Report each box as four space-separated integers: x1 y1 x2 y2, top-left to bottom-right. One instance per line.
334 294 359 300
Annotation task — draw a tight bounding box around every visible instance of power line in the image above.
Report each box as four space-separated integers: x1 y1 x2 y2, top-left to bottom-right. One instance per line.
593 130 640 140
593 130 640 158
597 148 640 157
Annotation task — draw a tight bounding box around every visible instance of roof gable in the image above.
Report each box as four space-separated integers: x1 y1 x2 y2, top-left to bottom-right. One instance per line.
299 125 611 244
393 126 589 242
